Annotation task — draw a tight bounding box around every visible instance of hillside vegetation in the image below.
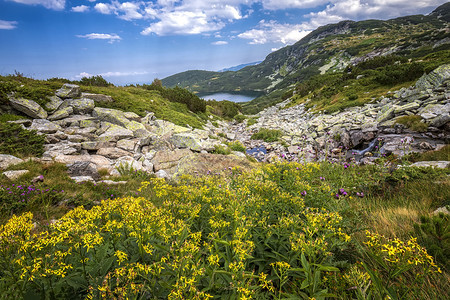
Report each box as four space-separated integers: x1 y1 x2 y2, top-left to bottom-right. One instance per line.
0 75 244 129
162 3 450 114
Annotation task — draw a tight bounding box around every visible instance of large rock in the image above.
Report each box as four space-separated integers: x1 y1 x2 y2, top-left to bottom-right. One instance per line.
92 107 130 127
54 154 111 170
45 96 63 112
410 161 450 169
151 149 193 173
56 84 81 99
98 124 134 142
0 154 24 170
125 121 151 138
175 153 255 178
61 98 95 114
97 147 132 159
48 106 73 121
8 96 47 119
67 161 100 181
415 64 450 90
116 139 138 152
376 106 395 123
81 93 114 103
394 102 420 114
2 170 29 180
170 132 204 151
30 119 63 134
429 114 450 128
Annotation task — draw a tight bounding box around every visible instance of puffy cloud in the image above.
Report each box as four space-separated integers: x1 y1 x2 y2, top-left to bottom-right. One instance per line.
306 0 449 28
71 5 89 13
238 20 311 44
76 33 122 43
8 0 65 10
0 20 18 30
262 0 329 10
94 1 143 20
142 10 224 35
212 40 228 45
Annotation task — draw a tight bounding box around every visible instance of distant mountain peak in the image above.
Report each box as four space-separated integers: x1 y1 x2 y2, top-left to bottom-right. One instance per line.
219 62 262 72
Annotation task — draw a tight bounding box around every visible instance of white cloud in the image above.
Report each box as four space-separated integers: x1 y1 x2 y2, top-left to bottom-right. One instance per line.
0 20 18 30
306 0 449 28
76 33 122 43
75 71 149 78
94 1 143 20
262 0 329 10
8 0 65 10
92 1 252 36
94 3 114 14
238 20 311 44
71 5 89 13
142 10 224 35
212 40 228 45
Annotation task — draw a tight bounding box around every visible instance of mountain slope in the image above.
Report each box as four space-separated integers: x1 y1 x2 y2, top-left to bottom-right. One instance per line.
162 3 450 113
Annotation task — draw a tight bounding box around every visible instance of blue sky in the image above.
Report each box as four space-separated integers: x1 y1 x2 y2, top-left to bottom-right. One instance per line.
0 0 447 85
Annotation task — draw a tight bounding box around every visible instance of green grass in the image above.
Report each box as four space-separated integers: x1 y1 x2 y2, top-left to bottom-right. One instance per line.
0 160 152 224
405 145 450 162
251 128 283 142
395 115 429 132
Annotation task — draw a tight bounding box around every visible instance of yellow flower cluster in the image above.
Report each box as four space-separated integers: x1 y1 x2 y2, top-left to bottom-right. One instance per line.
364 230 441 273
0 162 354 299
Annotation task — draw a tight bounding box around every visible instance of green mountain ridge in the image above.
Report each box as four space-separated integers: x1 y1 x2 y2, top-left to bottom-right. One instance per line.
162 2 450 114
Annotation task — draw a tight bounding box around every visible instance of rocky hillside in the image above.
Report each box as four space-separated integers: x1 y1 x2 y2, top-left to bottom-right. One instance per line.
162 3 450 113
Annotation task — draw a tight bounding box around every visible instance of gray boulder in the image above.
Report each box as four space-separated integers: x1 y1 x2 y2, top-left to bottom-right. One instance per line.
48 106 74 121
8 95 48 119
98 124 134 142
81 93 113 103
97 147 132 159
415 64 450 90
61 98 95 114
170 132 204 151
45 96 63 112
30 119 63 134
2 170 29 180
67 161 100 181
56 84 81 99
92 107 130 127
0 154 24 170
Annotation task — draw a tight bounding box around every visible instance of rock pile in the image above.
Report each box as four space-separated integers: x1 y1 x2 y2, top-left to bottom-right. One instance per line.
3 84 250 181
231 64 450 162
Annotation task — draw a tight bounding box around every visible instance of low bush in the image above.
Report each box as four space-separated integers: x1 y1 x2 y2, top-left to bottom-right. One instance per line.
395 115 428 132
251 128 283 142
0 122 45 157
228 141 246 152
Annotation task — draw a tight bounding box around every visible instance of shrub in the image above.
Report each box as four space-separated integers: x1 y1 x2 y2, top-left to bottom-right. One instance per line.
414 213 450 271
212 144 231 155
247 117 257 126
395 115 428 132
79 75 111 87
0 123 45 157
251 128 283 142
207 99 241 118
234 114 247 123
228 141 246 152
